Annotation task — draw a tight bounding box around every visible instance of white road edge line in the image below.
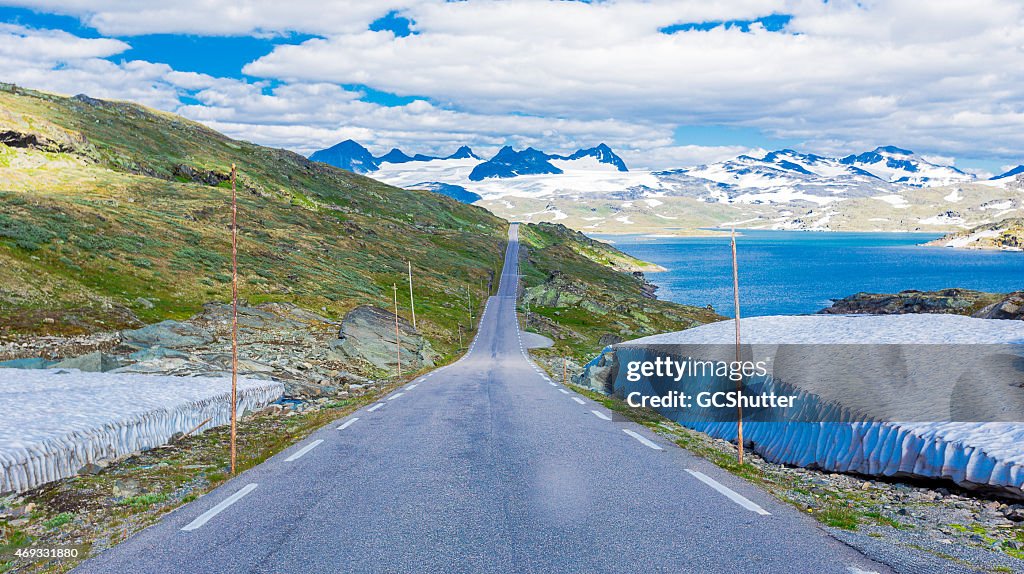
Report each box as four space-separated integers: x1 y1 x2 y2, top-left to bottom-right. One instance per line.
622 429 663 451
367 403 385 412
406 384 417 389
388 392 405 401
285 439 324 462
591 410 611 420
558 389 569 395
548 382 557 387
572 397 585 405
181 483 258 531
336 417 359 430
685 469 771 515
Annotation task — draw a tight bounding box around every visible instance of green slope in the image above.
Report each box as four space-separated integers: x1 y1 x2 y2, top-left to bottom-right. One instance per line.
518 222 723 361
0 84 506 354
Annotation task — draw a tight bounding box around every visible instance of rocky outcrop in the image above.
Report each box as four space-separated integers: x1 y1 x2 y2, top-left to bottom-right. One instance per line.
925 218 1024 251
820 289 1003 316
172 164 230 186
573 348 619 395
974 291 1024 320
326 305 436 372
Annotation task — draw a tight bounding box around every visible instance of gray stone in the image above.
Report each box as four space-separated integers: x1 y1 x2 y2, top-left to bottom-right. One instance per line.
122 320 213 350
52 351 123 373
326 305 437 372
134 297 156 310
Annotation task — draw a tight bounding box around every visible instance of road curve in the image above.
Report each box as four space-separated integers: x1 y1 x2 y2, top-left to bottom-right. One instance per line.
77 223 889 574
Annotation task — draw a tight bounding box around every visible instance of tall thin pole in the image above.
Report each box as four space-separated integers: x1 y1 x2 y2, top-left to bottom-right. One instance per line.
458 323 463 349
230 164 238 475
467 284 473 326
407 261 417 331
563 357 567 385
393 283 402 378
731 228 744 465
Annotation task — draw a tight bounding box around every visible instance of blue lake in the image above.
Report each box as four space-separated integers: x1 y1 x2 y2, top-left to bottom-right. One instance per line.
595 230 1024 317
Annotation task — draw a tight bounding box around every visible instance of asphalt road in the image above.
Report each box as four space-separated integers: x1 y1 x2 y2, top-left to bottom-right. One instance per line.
77 224 890 574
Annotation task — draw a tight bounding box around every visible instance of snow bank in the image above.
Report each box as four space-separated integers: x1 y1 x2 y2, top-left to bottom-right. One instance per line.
0 369 283 493
583 315 1024 496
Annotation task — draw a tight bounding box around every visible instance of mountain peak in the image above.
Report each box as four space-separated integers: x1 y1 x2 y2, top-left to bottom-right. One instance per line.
556 143 628 171
992 165 1024 180
445 145 480 160
378 148 415 164
874 145 914 155
468 146 562 181
309 139 379 173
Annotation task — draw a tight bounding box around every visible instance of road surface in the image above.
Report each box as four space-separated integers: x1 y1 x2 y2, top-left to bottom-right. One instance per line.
78 224 889 573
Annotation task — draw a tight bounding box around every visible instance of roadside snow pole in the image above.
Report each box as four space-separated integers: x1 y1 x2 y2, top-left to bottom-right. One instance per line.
393 283 402 377
563 357 568 385
458 323 463 349
230 164 238 475
731 227 744 465
408 261 417 331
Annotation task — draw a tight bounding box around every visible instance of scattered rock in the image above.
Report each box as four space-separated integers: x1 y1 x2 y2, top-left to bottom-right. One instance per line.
51 351 123 373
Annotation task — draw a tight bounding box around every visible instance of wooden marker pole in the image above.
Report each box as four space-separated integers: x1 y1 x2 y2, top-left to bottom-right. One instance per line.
393 283 402 378
731 228 744 465
408 261 417 331
563 357 568 385
230 164 238 475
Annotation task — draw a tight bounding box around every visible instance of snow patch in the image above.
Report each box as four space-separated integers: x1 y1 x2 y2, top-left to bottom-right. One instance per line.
0 370 283 493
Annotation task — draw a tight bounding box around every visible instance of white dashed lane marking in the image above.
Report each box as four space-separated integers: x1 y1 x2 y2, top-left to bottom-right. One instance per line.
285 439 324 462
367 403 385 412
181 483 258 532
388 392 405 401
685 469 771 515
572 397 585 405
622 429 663 451
558 389 569 395
591 410 611 421
336 417 359 431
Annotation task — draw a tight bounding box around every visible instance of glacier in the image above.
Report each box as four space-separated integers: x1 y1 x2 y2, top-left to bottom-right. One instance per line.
0 369 283 493
578 315 1024 497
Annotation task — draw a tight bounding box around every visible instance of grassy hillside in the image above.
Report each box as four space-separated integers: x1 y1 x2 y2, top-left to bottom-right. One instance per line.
518 222 723 360
0 84 506 355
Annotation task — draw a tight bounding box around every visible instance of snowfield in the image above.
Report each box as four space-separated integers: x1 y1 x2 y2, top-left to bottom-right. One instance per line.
0 370 282 493
583 315 1024 496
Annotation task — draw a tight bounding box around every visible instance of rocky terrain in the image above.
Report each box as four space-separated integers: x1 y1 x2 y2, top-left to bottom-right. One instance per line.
926 217 1024 251
0 301 436 401
820 289 1023 320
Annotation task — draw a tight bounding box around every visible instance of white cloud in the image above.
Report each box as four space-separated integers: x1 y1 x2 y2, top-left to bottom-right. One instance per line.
4 0 1024 170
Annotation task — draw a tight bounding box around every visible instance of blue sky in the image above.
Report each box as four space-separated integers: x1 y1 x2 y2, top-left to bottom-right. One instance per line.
0 1 1021 175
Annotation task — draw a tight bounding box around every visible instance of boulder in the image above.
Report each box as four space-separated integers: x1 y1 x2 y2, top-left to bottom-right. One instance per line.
51 351 123 373
972 291 1024 320
326 305 437 372
574 349 619 395
121 320 213 350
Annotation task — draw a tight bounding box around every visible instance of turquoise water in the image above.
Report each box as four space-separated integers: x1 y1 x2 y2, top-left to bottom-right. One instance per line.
596 230 1024 317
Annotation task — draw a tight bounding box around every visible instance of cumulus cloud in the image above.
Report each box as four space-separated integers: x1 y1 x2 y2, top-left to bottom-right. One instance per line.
3 0 1024 168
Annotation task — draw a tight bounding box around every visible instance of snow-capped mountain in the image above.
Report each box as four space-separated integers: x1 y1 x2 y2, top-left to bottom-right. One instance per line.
991 165 1024 180
838 146 973 187
550 143 628 172
468 146 564 181
445 146 480 160
308 139 379 173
